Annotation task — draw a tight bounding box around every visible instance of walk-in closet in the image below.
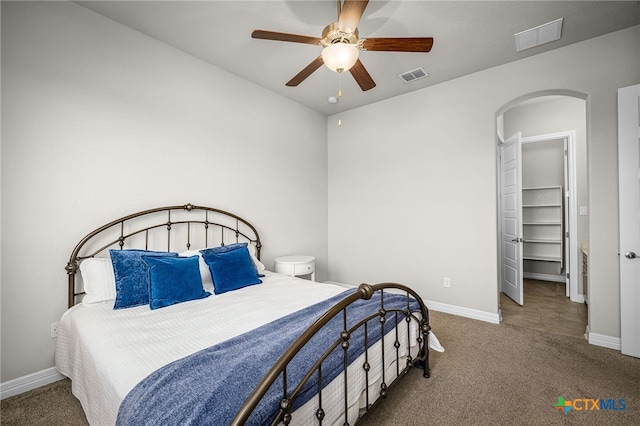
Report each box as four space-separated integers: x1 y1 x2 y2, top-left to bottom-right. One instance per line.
522 139 566 283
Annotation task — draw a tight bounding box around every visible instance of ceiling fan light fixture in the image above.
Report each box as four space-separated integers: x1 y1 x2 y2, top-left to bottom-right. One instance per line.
322 42 359 73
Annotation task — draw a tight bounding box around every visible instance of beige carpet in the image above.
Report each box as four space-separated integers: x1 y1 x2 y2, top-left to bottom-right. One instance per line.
2 311 638 425
1 378 87 426
359 311 639 426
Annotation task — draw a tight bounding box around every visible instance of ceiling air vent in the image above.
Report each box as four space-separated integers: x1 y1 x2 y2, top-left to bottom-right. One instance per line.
398 67 429 83
515 18 563 52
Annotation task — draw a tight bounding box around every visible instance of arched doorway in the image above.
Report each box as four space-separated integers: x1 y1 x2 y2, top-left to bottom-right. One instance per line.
496 91 589 337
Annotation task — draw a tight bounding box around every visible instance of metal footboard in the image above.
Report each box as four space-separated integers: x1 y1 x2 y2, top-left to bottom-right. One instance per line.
232 282 431 425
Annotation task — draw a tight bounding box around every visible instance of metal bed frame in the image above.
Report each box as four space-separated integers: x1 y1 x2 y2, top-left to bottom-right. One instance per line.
65 203 430 425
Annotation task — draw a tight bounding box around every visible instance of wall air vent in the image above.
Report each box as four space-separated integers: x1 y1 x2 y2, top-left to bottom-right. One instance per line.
515 18 564 52
398 67 429 83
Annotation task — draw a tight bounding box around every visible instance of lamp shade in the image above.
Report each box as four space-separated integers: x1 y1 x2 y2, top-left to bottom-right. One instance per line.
321 43 359 73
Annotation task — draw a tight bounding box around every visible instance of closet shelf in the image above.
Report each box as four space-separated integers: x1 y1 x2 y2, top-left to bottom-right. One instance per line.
526 239 562 244
524 255 563 262
521 186 564 270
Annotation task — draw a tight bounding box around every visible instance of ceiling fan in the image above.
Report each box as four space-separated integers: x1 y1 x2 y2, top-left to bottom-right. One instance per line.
251 0 434 91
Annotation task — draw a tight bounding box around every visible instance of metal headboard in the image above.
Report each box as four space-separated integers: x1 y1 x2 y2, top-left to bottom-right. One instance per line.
65 203 261 308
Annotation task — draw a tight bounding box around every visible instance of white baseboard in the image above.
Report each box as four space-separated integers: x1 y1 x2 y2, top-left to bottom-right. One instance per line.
571 293 586 304
324 283 501 325
323 280 357 289
585 326 621 350
425 299 501 324
0 367 66 400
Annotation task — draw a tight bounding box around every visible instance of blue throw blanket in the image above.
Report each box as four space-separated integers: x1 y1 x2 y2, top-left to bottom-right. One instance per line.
117 289 421 426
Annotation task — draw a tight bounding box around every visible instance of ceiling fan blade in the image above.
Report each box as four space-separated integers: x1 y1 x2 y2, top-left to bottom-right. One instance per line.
349 59 376 91
252 30 321 45
286 56 324 87
338 0 369 33
361 37 434 52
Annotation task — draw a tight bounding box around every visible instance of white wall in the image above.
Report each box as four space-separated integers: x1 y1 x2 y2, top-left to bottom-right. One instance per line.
1 2 328 382
521 140 565 188
328 26 640 337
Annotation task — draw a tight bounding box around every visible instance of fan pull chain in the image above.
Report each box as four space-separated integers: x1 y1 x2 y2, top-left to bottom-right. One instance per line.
337 72 343 126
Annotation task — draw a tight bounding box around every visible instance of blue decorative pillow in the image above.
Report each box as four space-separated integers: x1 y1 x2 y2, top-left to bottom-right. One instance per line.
110 249 178 309
143 255 211 310
200 244 262 295
206 242 246 254
203 243 264 276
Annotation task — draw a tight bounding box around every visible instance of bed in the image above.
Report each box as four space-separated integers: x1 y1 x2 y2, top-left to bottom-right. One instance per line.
55 204 435 425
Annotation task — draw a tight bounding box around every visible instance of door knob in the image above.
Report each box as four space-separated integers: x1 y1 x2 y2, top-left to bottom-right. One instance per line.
625 251 637 259
511 238 524 243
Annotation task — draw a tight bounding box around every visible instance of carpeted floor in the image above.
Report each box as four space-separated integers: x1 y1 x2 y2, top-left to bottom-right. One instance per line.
1 378 87 426
2 310 638 425
359 311 639 426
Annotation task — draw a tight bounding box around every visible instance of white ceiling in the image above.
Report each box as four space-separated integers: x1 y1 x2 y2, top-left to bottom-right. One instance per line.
76 1 640 116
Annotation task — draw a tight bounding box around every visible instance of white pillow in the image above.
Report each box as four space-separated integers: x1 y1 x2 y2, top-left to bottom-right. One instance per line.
180 243 265 293
80 257 116 305
179 250 214 293
246 243 266 273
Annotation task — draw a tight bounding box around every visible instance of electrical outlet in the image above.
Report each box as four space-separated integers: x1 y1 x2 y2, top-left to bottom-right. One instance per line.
50 322 59 339
444 277 451 288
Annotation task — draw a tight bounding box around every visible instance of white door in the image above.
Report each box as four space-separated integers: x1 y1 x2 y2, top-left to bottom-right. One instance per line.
618 84 640 358
564 138 570 297
500 133 523 305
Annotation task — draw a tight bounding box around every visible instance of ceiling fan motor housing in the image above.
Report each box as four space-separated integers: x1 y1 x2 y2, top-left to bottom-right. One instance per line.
321 22 359 47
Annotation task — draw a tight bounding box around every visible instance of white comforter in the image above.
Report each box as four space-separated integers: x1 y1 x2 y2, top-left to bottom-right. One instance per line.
55 272 431 425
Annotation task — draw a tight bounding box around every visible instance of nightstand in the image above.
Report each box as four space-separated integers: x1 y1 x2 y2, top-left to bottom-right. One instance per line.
274 255 316 281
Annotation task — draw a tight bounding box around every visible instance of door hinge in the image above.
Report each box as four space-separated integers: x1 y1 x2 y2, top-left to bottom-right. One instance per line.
566 273 570 279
